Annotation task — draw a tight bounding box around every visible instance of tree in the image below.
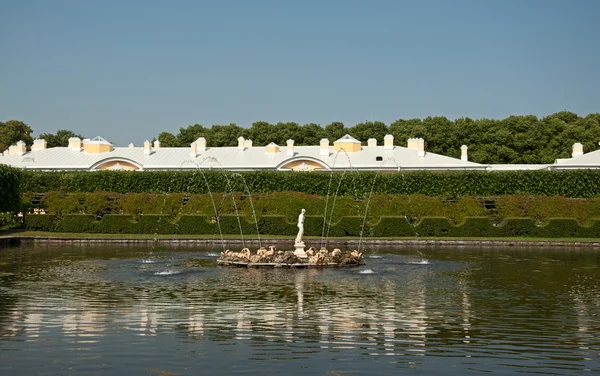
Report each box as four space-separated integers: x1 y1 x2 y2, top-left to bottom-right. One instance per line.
348 121 388 145
324 122 346 141
210 124 245 147
0 120 33 152
176 124 212 146
157 131 179 147
298 123 327 145
38 129 84 148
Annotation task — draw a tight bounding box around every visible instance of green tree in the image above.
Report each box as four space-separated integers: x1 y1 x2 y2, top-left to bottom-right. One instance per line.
38 129 84 148
348 121 388 144
209 124 245 147
324 122 346 142
0 120 33 152
247 121 277 145
157 131 179 147
176 124 212 146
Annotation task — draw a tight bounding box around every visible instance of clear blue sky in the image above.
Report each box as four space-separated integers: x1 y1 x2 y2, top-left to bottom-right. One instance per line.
1 0 598 146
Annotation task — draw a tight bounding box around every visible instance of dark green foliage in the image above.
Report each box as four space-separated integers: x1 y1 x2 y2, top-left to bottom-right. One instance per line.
498 218 537 237
18 169 600 198
25 214 58 231
327 217 364 237
148 112 600 164
370 217 416 237
415 217 453 237
174 215 216 235
0 165 21 212
96 215 139 234
56 215 96 233
256 216 296 236
452 217 501 237
22 213 600 238
538 218 589 238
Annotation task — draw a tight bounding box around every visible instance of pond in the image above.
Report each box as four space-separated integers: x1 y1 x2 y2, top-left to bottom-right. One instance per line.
0 242 599 375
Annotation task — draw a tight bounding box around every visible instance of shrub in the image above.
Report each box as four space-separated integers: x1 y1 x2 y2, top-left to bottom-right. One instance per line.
0 165 21 212
18 169 600 198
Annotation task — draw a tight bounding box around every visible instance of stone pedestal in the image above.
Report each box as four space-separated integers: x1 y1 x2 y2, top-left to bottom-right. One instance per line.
293 242 307 258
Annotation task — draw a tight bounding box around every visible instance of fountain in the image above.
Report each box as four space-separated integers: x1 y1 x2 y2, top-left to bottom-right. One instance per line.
216 208 366 268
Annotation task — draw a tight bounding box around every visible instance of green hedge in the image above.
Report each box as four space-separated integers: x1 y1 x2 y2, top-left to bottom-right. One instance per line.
19 169 600 198
0 165 21 212
23 214 600 238
22 191 600 226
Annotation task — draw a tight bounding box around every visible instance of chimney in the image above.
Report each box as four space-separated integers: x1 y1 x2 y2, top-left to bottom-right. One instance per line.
68 137 82 151
128 143 135 148
190 141 197 157
153 140 160 150
572 143 584 157
407 138 418 150
238 136 245 151
384 134 394 150
244 139 253 148
287 139 294 157
31 139 47 151
367 138 377 147
144 140 152 155
461 145 468 161
15 141 27 156
320 138 330 156
196 137 206 152
417 138 425 157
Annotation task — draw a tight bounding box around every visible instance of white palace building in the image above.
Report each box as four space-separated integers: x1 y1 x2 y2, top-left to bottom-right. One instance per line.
0 134 595 172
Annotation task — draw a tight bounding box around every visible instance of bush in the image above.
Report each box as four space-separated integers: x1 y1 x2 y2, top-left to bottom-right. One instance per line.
371 216 415 237
18 169 600 198
25 214 58 231
0 165 21 212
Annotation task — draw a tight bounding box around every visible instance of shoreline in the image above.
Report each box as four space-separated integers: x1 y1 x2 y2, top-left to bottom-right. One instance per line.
2 234 600 248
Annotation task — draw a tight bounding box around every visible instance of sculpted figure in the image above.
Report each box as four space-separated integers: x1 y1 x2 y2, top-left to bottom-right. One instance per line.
295 208 306 244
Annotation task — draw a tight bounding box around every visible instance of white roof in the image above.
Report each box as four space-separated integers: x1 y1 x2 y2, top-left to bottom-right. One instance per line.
0 143 485 171
552 149 600 169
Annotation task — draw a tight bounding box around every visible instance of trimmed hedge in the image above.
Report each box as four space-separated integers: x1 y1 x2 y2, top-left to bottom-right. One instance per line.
22 191 600 226
0 165 21 212
18 169 600 198
24 214 600 238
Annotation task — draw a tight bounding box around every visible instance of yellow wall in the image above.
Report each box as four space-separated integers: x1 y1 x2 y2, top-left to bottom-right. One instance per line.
84 143 113 153
281 159 326 171
333 141 361 152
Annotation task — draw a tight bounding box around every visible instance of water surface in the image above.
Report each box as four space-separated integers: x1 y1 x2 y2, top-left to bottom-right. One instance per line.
1 243 599 375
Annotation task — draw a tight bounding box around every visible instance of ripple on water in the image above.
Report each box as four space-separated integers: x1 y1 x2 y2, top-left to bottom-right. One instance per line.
359 269 376 274
153 270 181 276
1 245 600 376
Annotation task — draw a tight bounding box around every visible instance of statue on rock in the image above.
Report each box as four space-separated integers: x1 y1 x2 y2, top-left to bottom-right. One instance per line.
295 208 306 245
294 209 307 258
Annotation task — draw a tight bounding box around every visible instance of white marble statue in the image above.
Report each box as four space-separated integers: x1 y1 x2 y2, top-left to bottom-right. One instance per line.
295 208 306 245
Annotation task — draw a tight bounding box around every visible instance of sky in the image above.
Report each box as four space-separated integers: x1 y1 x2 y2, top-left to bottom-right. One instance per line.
1 0 599 146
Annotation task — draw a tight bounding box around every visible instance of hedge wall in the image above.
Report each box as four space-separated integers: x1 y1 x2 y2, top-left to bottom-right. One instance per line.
21 191 600 226
19 169 600 198
24 214 600 238
0 165 21 212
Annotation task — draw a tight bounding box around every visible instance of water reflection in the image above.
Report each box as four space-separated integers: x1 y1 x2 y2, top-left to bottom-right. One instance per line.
0 244 599 375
